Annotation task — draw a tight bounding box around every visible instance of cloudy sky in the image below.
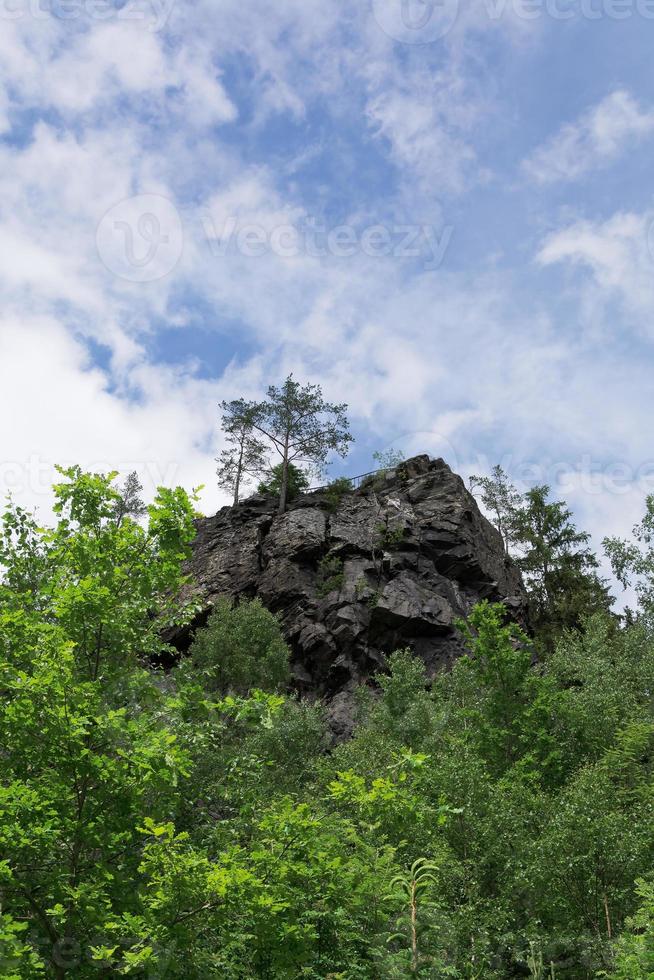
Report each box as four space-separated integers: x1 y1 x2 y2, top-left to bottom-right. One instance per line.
1 0 653 588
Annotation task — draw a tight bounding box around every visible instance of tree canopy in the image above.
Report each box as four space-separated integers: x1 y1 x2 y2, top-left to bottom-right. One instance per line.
217 398 268 505
3 467 654 978
217 376 352 512
471 467 613 650
257 461 310 502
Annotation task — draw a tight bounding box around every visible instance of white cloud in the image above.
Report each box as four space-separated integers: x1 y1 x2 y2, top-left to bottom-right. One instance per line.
203 171 306 238
366 83 481 196
536 209 654 334
0 0 649 611
0 314 240 518
523 90 654 184
0 17 236 129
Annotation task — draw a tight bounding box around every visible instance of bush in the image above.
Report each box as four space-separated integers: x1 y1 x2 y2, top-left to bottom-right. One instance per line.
609 879 654 978
317 554 345 596
373 449 405 472
376 520 406 550
360 449 406 491
188 597 290 694
258 462 310 502
324 476 354 512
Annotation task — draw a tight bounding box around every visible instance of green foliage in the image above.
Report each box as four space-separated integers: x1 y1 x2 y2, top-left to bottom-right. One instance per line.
316 554 345 596
187 597 291 694
543 614 654 774
362 448 407 491
608 879 654 978
515 486 613 650
373 448 406 472
470 467 613 651
6 470 654 980
384 858 443 976
470 464 523 553
257 461 310 501
217 398 268 505
0 467 199 977
374 649 435 746
112 470 147 524
376 520 406 550
0 909 44 978
451 601 560 779
605 494 654 624
235 374 353 513
323 476 354 511
522 941 557 980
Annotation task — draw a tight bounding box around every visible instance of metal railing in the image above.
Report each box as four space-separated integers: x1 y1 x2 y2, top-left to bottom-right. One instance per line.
307 468 386 494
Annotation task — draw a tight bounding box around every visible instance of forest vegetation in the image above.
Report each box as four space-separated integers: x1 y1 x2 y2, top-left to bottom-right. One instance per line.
1 457 654 977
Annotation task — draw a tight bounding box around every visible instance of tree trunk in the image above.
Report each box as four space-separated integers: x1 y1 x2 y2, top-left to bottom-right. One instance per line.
410 879 418 973
233 453 243 506
278 442 290 514
603 891 612 939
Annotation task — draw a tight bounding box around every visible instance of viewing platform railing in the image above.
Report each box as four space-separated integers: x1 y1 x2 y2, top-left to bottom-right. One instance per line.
307 468 386 494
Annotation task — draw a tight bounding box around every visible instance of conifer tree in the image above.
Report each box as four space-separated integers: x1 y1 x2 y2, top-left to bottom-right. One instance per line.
515 485 612 648
220 376 352 514
217 398 268 505
257 461 310 502
471 468 612 647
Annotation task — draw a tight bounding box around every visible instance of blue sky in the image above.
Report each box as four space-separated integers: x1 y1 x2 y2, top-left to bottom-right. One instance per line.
1 0 653 587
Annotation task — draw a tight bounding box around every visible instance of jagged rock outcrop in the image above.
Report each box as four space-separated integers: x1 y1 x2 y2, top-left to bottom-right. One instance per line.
178 455 527 735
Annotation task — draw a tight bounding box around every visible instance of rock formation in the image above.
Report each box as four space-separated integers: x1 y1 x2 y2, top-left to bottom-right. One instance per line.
177 455 527 734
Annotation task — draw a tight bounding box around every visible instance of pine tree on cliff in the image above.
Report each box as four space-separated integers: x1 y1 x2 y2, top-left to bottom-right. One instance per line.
472 466 613 649
219 376 352 513
217 399 268 505
515 485 613 649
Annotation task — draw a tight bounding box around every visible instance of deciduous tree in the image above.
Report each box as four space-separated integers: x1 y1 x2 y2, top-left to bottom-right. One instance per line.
469 464 522 554
604 494 654 623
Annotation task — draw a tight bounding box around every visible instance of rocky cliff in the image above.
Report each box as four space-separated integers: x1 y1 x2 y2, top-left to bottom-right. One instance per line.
177 455 527 734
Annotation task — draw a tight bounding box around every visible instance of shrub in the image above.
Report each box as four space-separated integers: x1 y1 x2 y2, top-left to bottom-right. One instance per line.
258 463 310 502
188 597 290 694
373 449 405 472
361 449 406 491
317 554 345 596
323 476 354 512
376 520 406 550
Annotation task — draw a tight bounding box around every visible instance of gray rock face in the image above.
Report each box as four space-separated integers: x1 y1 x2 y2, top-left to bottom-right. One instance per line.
180 456 527 734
